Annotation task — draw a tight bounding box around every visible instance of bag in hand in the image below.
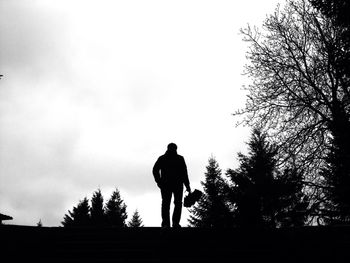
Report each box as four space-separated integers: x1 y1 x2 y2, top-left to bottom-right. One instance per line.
184 189 203 207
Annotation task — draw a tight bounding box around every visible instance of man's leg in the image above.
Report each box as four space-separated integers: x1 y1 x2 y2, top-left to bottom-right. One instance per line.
172 185 183 227
161 187 172 227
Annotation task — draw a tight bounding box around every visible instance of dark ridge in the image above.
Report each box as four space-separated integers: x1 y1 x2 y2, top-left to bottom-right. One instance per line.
1 225 349 262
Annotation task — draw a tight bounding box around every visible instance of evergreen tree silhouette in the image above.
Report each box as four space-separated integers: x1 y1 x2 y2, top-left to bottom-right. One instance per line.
127 210 144 227
321 126 350 224
105 188 128 227
275 165 309 227
37 219 43 227
62 197 91 227
90 188 106 226
226 129 308 227
188 157 233 228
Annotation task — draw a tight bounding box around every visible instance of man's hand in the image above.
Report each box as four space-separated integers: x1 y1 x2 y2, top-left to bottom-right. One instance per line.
157 182 162 189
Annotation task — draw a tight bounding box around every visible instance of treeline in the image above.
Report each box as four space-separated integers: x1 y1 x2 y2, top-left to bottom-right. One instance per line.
62 188 143 228
191 0 350 227
189 129 309 228
229 0 350 225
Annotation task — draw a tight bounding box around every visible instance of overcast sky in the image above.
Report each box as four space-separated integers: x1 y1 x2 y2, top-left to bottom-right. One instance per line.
0 0 282 226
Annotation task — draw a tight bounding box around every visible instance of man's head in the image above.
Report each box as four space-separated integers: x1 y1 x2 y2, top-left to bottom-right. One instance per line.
167 143 177 153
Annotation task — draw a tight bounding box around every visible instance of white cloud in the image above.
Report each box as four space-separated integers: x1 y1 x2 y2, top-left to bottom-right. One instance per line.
0 0 282 226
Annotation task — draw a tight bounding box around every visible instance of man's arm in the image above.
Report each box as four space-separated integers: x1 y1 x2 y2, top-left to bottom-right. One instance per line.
152 157 162 187
182 157 191 192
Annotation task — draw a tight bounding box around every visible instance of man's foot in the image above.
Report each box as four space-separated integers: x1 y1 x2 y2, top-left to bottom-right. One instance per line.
172 224 181 229
161 223 170 229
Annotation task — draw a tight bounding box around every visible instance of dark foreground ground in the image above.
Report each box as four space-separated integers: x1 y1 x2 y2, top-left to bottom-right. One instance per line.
0 224 349 262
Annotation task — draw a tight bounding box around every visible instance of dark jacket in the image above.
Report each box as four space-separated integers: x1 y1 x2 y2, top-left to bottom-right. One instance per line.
153 150 190 189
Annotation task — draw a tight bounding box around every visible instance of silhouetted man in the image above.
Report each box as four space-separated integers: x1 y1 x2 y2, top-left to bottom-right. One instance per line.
153 143 191 228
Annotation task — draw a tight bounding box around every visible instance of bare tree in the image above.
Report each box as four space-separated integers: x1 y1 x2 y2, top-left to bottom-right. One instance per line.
236 0 350 222
309 0 350 225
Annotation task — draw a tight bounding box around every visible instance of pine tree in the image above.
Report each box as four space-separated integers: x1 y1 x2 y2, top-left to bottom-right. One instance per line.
188 157 233 228
321 126 350 224
127 210 144 227
62 197 91 227
105 188 128 227
226 129 308 227
90 188 106 226
37 219 43 227
275 165 309 227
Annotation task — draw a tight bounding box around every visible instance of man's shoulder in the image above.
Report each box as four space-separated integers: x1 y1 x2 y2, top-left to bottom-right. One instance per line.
177 154 185 161
159 154 184 160
157 155 165 161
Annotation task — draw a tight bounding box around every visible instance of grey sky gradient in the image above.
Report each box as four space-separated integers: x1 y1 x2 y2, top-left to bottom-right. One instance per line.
0 0 281 226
